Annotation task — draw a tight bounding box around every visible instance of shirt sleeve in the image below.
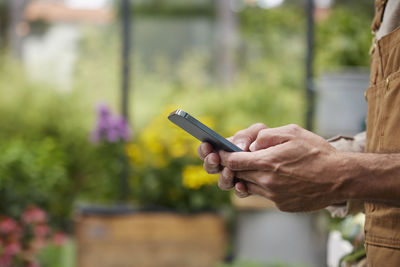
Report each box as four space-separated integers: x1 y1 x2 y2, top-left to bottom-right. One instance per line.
325 132 366 218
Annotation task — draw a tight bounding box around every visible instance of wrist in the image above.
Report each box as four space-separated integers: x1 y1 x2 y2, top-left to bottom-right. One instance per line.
333 151 368 202
336 152 399 202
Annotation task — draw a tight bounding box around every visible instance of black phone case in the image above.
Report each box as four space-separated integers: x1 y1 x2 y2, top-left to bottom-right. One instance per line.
168 109 242 152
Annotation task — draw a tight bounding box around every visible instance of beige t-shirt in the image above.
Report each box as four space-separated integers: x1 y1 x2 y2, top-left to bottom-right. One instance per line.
376 0 400 40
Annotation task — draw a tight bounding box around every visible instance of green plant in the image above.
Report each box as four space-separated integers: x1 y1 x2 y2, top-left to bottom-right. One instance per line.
336 214 366 266
127 105 230 212
315 7 373 71
37 239 75 267
0 56 124 227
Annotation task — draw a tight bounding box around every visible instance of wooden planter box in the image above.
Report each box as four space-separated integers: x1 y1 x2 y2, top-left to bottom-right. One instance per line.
75 207 227 267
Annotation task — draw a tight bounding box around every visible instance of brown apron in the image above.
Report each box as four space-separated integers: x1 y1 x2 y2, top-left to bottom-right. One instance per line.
365 0 400 265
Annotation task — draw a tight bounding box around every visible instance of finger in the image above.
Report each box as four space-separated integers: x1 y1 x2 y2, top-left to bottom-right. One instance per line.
235 170 266 185
198 142 214 160
218 167 235 190
246 182 274 200
234 182 250 198
219 150 273 171
203 153 220 174
249 124 300 151
232 123 268 151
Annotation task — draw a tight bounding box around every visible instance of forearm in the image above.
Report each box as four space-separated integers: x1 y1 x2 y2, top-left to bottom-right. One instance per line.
341 152 400 204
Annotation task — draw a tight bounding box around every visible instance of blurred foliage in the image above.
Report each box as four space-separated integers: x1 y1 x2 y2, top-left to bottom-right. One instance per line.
334 0 374 15
240 2 373 72
240 5 305 52
126 106 229 212
0 57 129 228
329 214 366 266
315 5 374 71
38 239 75 267
0 0 8 50
112 0 214 18
132 3 214 18
0 0 375 233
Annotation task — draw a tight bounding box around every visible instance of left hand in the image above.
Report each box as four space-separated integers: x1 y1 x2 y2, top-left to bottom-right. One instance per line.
219 124 350 212
198 123 268 198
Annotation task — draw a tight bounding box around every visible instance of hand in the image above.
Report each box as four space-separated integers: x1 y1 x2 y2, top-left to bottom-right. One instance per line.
219 124 349 212
197 123 267 197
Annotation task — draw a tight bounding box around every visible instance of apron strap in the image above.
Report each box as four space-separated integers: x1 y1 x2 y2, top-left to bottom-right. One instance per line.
371 0 388 33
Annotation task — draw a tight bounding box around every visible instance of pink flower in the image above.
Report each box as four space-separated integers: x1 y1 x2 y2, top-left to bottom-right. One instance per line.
52 232 68 246
3 242 21 256
33 225 49 238
0 255 11 267
0 218 18 234
22 206 47 224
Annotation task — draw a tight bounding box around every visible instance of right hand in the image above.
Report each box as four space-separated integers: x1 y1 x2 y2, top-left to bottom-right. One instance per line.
197 123 268 198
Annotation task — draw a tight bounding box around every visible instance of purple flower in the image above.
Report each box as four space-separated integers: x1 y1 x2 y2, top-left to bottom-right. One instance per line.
97 104 111 118
90 103 132 143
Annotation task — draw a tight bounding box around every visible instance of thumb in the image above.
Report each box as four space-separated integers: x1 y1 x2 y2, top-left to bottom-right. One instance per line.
232 123 268 151
249 127 293 151
249 141 257 152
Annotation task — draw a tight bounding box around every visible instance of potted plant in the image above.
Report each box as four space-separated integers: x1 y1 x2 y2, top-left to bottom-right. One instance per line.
76 105 230 267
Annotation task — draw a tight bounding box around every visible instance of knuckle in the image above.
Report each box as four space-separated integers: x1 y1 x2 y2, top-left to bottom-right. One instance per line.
259 176 272 188
226 159 239 170
257 156 274 170
235 128 247 137
288 124 301 133
252 123 267 130
257 129 269 139
234 132 252 144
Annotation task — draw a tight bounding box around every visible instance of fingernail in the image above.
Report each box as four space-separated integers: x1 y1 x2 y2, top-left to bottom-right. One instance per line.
249 142 256 152
236 189 247 198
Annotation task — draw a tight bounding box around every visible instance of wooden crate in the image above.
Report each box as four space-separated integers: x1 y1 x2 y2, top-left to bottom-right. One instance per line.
76 210 227 267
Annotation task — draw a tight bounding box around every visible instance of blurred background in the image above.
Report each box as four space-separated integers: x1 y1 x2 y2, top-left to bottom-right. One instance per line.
0 0 373 266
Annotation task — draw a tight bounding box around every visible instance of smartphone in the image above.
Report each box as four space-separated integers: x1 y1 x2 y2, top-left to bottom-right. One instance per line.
168 109 242 152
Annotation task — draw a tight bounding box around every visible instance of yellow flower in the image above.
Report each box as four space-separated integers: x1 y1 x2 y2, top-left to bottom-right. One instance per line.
182 165 219 189
126 106 219 169
197 115 215 129
125 143 144 166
